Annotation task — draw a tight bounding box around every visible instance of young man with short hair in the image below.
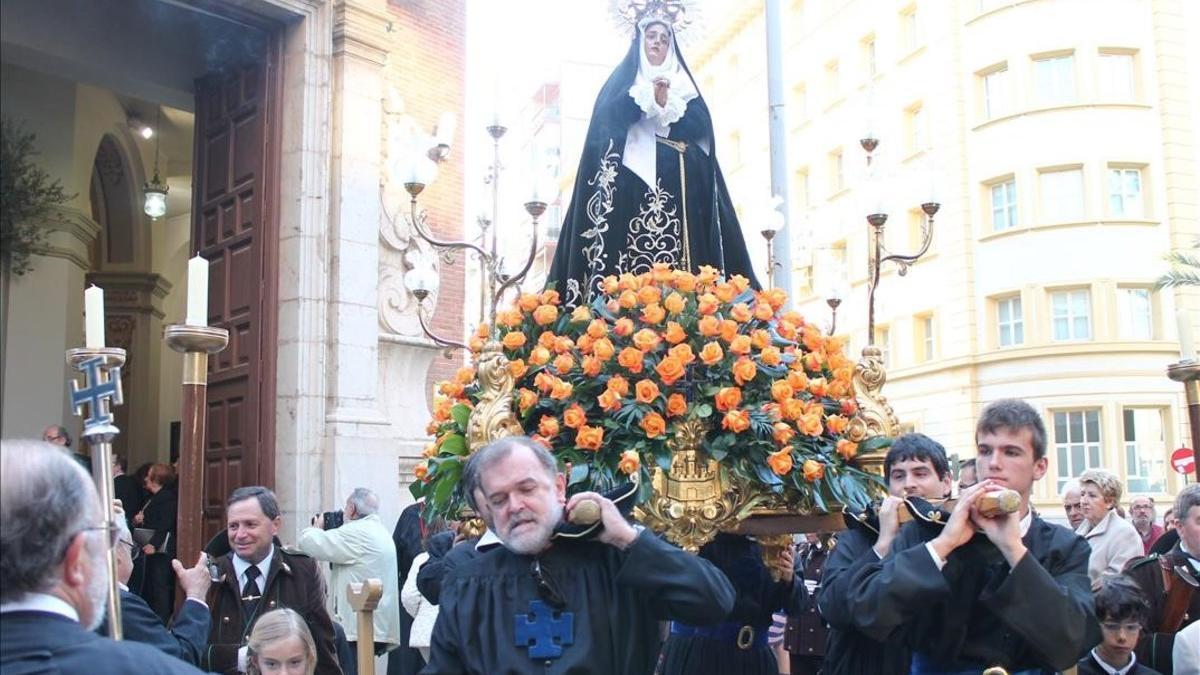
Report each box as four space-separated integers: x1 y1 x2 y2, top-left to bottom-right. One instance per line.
815 433 952 675
838 399 1100 673
1077 575 1161 675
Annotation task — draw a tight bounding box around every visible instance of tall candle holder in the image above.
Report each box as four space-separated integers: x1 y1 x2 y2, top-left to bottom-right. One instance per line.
164 324 229 569
66 346 127 639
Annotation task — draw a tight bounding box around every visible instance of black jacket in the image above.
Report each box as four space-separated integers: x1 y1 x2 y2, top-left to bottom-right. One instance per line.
95 589 209 664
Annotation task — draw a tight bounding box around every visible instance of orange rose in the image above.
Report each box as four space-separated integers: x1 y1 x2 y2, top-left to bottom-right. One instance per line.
776 320 798 341
799 413 823 437
618 290 638 309
576 334 595 355
529 346 551 366
550 379 574 400
697 293 720 316
413 462 429 481
732 357 758 385
538 330 557 349
698 315 721 337
781 398 805 421
618 272 641 291
751 329 772 350
664 321 687 344
730 302 752 323
808 377 829 398
836 438 858 461
802 459 825 482
632 329 661 352
533 305 558 326
569 305 591 323
788 370 809 390
753 302 774 322
773 422 796 446
666 393 688 417
587 319 609 339
715 386 743 412
664 292 686 314
719 319 739 343
668 343 695 365
425 420 440 435
553 354 575 375
602 275 620 294
576 425 604 451
729 274 750 293
697 265 720 285
714 282 736 303
760 346 782 367
422 443 438 458
655 356 686 386
538 415 560 437
455 367 476 384
502 331 527 350
771 380 795 404
641 303 665 325
533 371 556 393
825 414 849 434
699 342 725 365
581 355 602 377
554 336 575 354
802 328 824 353
469 336 485 353
597 388 622 412
593 337 615 361
563 403 587 429
433 396 453 421
635 379 660 404
767 449 794 476
651 262 673 283
728 335 752 356
614 317 635 337
498 309 523 328
540 289 560 305
722 410 750 433
517 293 539 312
618 449 641 475
606 375 630 396
637 285 662 306
803 352 825 373
840 398 859 416
518 388 537 411
618 347 644 373
764 288 788 311
672 270 698 292
640 411 667 438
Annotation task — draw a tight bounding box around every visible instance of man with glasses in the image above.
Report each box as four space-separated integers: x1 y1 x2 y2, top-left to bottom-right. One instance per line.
0 440 205 673
42 423 91 472
1129 496 1164 555
423 436 735 674
97 505 212 664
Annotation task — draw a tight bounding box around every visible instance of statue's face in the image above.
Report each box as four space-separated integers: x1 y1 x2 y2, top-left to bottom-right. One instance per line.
643 23 670 66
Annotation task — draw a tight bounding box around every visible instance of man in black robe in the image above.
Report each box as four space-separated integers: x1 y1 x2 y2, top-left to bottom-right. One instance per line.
388 500 426 675
546 17 758 308
837 399 1100 673
423 436 735 674
817 432 954 675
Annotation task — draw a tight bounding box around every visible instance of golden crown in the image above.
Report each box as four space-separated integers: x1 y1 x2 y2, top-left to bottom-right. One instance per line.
615 0 692 32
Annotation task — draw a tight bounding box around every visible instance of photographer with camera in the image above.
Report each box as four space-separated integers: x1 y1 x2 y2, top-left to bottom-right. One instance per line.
298 488 401 675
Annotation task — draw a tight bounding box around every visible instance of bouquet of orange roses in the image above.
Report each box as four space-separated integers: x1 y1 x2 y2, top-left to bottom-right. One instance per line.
413 263 885 522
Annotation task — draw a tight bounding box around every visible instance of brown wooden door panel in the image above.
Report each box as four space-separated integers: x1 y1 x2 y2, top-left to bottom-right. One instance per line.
192 52 278 547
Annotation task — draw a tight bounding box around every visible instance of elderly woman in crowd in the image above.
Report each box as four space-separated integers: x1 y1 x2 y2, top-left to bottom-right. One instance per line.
247 608 318 675
1076 469 1143 590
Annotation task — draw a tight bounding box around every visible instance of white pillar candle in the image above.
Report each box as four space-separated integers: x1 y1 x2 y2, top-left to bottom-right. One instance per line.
84 285 105 348
186 255 209 326
1178 308 1196 361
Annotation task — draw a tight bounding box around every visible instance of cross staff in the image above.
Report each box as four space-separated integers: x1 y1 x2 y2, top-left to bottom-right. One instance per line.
70 356 123 434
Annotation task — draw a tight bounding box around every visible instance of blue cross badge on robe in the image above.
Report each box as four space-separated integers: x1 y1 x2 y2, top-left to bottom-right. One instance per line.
70 356 123 434
514 600 574 660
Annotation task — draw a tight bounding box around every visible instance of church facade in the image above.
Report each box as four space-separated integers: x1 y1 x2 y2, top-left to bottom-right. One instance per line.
0 0 466 537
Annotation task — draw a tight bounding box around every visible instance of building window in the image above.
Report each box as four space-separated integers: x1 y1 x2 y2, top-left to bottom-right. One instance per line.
1040 167 1085 222
983 67 1009 119
829 149 844 193
915 315 935 362
907 104 927 153
862 36 877 79
825 60 841 103
900 6 920 53
1054 409 1102 492
1108 167 1144 219
876 326 891 367
997 295 1024 347
1051 288 1092 341
795 168 810 209
1098 52 1136 100
1123 408 1166 494
990 178 1018 231
1033 54 1076 107
793 83 808 121
1117 287 1153 339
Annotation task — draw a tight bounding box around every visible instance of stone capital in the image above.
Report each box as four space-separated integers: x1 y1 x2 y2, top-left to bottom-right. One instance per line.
332 0 391 66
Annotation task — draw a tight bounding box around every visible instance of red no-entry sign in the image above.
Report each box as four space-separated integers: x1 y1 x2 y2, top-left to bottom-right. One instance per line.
1171 447 1196 475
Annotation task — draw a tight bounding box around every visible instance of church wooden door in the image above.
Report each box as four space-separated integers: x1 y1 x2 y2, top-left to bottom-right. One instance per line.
191 53 280 542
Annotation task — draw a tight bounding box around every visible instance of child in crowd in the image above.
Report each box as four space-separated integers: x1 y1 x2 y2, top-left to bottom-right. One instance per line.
1077 575 1161 675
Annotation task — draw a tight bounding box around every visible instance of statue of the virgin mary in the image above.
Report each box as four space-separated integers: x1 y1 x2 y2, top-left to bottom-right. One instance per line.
547 6 760 307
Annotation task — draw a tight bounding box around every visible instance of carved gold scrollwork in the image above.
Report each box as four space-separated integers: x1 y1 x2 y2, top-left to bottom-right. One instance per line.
845 345 898 476
466 340 523 450
634 418 754 552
